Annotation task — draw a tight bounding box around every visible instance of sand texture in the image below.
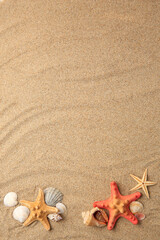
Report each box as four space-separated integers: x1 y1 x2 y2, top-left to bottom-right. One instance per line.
0 0 160 239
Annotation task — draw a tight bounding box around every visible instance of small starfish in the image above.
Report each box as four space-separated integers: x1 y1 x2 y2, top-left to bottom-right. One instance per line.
20 189 58 231
93 182 141 230
130 168 157 199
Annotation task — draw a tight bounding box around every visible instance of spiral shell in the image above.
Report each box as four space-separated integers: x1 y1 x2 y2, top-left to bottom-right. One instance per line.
44 187 63 207
48 213 63 222
82 207 108 227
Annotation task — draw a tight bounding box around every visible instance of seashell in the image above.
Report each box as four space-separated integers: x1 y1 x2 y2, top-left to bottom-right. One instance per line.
82 207 108 227
13 206 30 223
4 192 18 207
129 201 143 214
44 187 63 207
48 213 63 222
135 212 145 221
56 203 67 216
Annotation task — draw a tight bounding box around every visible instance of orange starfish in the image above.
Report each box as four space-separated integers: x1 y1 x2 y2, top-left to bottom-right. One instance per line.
93 182 141 230
20 189 58 231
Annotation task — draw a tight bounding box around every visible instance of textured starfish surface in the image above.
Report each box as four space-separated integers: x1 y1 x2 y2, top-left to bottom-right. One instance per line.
93 182 141 230
130 168 157 199
20 189 58 231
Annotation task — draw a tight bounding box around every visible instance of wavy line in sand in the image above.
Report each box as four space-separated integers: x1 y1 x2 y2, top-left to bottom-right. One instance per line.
0 105 42 135
0 102 16 116
0 103 101 146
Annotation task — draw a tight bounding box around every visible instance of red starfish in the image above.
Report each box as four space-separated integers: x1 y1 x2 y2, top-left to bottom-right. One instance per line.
93 181 141 230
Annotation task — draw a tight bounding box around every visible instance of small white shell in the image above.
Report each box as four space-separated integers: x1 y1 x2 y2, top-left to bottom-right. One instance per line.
135 212 145 221
4 192 18 207
48 213 62 222
56 203 67 216
130 201 143 214
44 187 63 207
13 206 30 223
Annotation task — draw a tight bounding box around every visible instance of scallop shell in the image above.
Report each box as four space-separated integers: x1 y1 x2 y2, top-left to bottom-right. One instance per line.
82 207 108 227
44 187 63 207
130 201 143 214
48 213 63 222
135 212 145 221
56 203 67 216
4 192 18 207
13 206 30 223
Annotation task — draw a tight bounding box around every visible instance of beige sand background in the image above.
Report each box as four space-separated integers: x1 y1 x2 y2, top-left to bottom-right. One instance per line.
0 0 160 239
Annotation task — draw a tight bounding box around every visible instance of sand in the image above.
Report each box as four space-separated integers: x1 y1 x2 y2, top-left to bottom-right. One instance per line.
0 0 160 239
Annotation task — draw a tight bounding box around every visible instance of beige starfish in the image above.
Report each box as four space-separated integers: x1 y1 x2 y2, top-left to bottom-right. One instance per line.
130 169 157 198
20 189 58 230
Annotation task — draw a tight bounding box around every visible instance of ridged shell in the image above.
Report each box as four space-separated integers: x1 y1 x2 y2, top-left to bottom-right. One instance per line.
44 187 63 207
13 206 30 223
82 207 108 227
130 201 143 214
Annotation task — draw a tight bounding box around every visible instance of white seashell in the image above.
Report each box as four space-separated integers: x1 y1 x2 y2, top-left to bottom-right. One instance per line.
135 212 145 221
130 201 143 214
56 203 67 216
13 206 30 223
44 187 63 207
48 213 63 222
4 192 18 207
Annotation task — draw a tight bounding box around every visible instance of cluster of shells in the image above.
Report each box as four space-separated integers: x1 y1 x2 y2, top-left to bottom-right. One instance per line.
3 187 67 224
44 187 67 221
82 201 145 227
129 201 145 221
3 190 145 227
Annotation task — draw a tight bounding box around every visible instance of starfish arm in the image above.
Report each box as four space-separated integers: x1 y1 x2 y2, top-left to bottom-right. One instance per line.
39 216 51 231
123 212 138 225
20 200 33 208
23 214 36 227
93 200 109 209
36 189 45 203
45 206 58 214
107 213 118 230
142 169 147 182
145 181 157 186
142 184 149 198
110 182 120 197
125 191 141 203
130 183 142 192
130 174 142 183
